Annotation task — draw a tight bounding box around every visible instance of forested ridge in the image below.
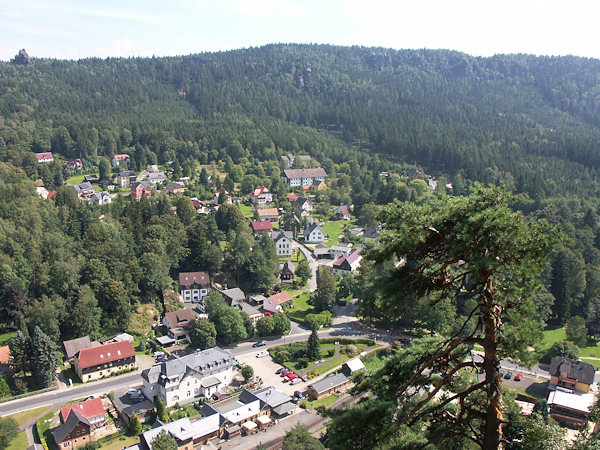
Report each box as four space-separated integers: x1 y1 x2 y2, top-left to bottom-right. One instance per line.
1 44 600 361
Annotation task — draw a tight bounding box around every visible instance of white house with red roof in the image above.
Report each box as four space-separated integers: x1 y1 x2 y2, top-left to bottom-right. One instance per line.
334 205 352 220
250 186 273 206
74 341 136 382
332 249 363 276
35 152 54 163
264 291 293 313
60 398 106 428
111 153 130 168
251 220 273 235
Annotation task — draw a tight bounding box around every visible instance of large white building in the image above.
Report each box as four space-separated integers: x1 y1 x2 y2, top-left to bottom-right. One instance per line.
272 231 294 257
141 347 233 407
282 168 327 187
179 272 210 303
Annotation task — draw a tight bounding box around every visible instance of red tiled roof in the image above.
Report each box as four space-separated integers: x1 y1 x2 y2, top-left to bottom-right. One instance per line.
179 272 209 288
113 154 130 160
76 341 135 369
251 186 270 197
257 208 278 217
0 346 10 365
268 291 293 305
61 398 105 422
35 152 53 160
47 191 57 199
286 194 299 201
337 205 351 216
251 220 273 232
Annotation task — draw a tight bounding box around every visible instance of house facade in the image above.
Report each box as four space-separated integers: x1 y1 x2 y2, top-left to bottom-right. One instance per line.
66 158 83 170
334 205 351 220
131 181 151 200
282 167 326 186
303 223 325 243
179 271 210 303
74 341 136 382
332 250 362 276
166 181 186 194
549 357 595 393
293 197 313 217
280 260 295 281
307 373 351 400
257 207 279 222
250 186 273 206
116 171 136 188
111 154 130 168
141 347 233 407
163 309 196 341
272 231 294 257
264 292 293 313
36 152 54 163
52 409 94 449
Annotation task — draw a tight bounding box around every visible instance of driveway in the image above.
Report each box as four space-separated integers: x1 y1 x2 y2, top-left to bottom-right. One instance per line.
235 353 306 396
293 241 318 292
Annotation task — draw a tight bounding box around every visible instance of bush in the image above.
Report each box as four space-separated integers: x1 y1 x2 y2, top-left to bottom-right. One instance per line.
345 344 358 356
326 348 335 358
298 358 309 368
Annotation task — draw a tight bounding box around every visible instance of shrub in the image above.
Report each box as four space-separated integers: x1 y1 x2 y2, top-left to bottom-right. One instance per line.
298 358 309 368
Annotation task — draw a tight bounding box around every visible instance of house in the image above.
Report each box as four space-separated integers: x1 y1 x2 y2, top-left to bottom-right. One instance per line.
163 309 196 341
293 197 313 217
330 243 354 259
101 333 135 344
84 174 99 184
60 398 106 429
272 231 294 257
250 186 273 206
286 193 299 202
73 182 95 199
213 190 232 205
113 391 155 425
264 292 293 314
334 205 352 220
240 386 295 418
282 168 327 187
111 154 130 168
0 346 11 374
90 191 111 205
52 409 95 449
342 358 366 377
179 272 210 304
549 357 596 393
408 168 423 179
35 152 54 163
280 260 295 282
131 181 151 200
36 186 50 199
548 389 597 425
66 158 83 170
257 207 279 222
141 347 233 407
312 243 330 259
63 336 100 361
251 220 273 235
348 227 364 237
166 181 185 194
73 341 136 383
428 177 438 190
219 288 246 307
364 227 379 241
98 179 115 191
310 179 327 192
237 302 262 325
191 198 210 214
307 373 351 400
249 294 267 305
281 154 312 168
142 415 223 449
148 172 168 184
116 171 136 188
332 249 362 276
303 222 325 243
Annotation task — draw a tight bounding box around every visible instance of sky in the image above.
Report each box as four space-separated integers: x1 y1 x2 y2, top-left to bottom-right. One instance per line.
1 0 599 61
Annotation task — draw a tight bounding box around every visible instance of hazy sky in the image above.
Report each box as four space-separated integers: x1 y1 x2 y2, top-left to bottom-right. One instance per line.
1 0 599 61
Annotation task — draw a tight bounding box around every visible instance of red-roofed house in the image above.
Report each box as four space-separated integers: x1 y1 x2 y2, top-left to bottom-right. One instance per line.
286 193 299 201
250 186 273 206
131 181 151 200
111 154 130 168
66 158 83 170
257 208 279 221
74 341 136 383
334 205 352 220
251 220 273 235
264 292 293 313
332 249 362 276
0 346 11 373
35 152 54 163
60 398 106 428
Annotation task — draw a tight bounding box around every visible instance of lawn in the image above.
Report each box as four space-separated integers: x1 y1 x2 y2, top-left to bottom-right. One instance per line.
581 358 600 369
321 221 346 247
66 175 85 185
287 293 315 325
7 405 52 426
238 204 253 216
540 327 566 350
60 365 83 386
100 435 140 449
305 394 340 409
7 432 27 450
0 331 15 346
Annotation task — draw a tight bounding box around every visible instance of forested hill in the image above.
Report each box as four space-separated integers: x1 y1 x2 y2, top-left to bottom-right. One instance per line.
3 44 600 198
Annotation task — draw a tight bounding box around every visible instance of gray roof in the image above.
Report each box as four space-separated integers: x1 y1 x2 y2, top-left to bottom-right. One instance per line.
238 302 261 317
303 222 323 237
63 336 92 359
74 181 94 193
293 197 312 210
364 227 379 239
201 376 221 388
52 409 90 444
549 357 596 385
273 402 296 415
272 230 294 243
308 373 350 395
220 288 246 306
148 172 168 181
252 387 292 408
282 260 295 274
283 168 327 179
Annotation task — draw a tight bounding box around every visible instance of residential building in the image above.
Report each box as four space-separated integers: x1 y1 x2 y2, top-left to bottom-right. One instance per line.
236 302 262 325
163 309 196 341
113 391 155 425
334 205 352 220
272 231 294 257
66 158 83 170
251 220 273 235
213 190 232 205
257 207 279 222
241 387 296 418
348 227 364 237
282 168 327 187
293 197 313 217
111 154 130 168
148 171 168 184
74 341 136 382
131 181 151 200
329 243 353 259
191 198 210 214
60 398 106 429
364 227 379 241
281 154 312 168
307 373 351 400
141 347 233 407
35 152 54 163
342 358 366 377
250 186 273 206
286 193 299 202
90 191 111 205
264 292 293 313
52 409 95 449
142 415 222 449
73 182 95 199
179 271 210 303
281 260 295 282
166 181 185 194
36 186 50 199
116 171 136 188
549 357 595 393
62 336 100 361
303 222 325 243
313 243 332 259
332 249 363 276
84 174 99 184
310 179 327 192
219 288 246 307
249 294 266 305
548 389 596 425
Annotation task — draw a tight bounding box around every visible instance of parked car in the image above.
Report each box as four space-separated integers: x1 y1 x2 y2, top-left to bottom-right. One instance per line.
290 378 301 385
256 350 269 358
282 370 292 376
499 370 504 377
514 374 522 381
288 373 298 379
264 312 273 317
292 396 300 404
253 341 266 348
283 376 290 382
294 390 307 399
504 372 513 380
276 368 286 374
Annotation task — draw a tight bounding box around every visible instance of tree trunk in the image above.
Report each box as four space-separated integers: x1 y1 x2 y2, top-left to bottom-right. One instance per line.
482 273 503 450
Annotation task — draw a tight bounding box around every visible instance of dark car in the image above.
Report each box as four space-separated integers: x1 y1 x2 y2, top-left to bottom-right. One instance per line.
276 368 286 374
514 374 522 381
504 372 513 380
294 390 307 399
252 341 266 348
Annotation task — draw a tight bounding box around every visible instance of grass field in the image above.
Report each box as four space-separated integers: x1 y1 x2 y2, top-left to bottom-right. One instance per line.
305 394 340 409
321 221 346 246
7 432 27 450
66 175 85 185
8 405 51 426
238 204 253 216
287 292 315 325
541 327 600 358
581 358 600 368
100 435 140 449
0 331 15 346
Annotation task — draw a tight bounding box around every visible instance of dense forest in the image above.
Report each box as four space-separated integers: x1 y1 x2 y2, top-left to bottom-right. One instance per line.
2 44 600 354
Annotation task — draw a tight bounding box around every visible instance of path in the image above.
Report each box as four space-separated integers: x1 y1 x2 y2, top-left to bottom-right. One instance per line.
292 240 318 292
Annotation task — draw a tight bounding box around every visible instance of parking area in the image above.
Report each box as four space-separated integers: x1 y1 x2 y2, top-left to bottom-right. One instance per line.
236 353 308 396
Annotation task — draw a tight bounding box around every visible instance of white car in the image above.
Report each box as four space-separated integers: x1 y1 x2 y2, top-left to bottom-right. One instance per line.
256 350 269 358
